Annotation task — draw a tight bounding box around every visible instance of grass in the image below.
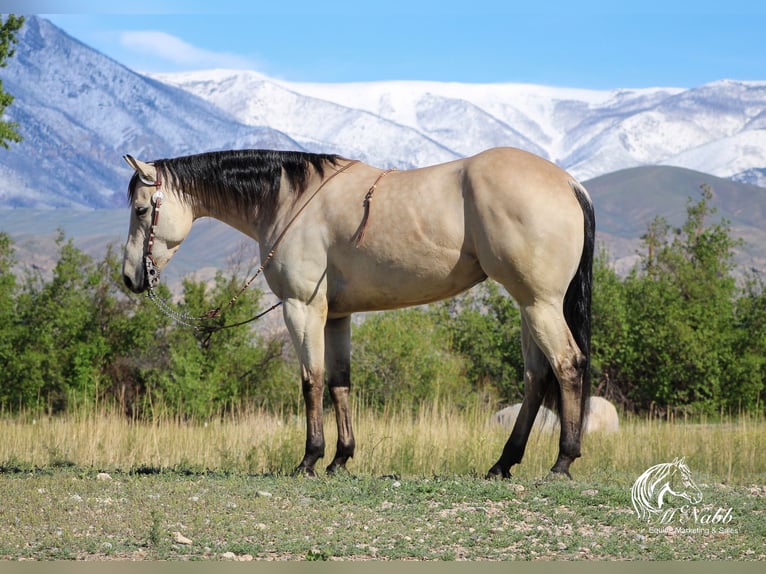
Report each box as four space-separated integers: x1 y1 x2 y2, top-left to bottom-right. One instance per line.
0 401 764 560
1 401 764 484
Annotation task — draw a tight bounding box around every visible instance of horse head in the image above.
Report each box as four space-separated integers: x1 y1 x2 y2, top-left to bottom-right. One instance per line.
122 155 194 293
668 457 703 505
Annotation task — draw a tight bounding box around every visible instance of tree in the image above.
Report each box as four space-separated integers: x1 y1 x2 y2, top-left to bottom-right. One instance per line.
0 14 24 149
596 186 764 414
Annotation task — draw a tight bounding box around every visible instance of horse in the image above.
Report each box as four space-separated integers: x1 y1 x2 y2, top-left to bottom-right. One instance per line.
121 147 595 479
631 457 703 521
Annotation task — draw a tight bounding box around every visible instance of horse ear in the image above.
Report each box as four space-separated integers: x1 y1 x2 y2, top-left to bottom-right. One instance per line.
123 154 157 186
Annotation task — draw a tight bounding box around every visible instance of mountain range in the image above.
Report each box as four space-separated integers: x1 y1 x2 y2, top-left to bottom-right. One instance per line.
0 16 765 280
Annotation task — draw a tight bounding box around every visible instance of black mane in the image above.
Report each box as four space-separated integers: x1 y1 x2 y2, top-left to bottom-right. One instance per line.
128 149 341 221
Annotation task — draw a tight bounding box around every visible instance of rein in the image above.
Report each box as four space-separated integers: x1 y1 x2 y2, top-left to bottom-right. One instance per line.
142 159 360 343
354 168 396 247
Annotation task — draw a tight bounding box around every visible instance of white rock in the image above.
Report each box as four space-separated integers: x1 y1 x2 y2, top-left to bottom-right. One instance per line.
96 472 112 481
494 396 620 434
172 531 193 545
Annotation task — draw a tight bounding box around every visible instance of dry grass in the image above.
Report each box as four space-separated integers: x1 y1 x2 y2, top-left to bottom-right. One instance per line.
1 401 764 485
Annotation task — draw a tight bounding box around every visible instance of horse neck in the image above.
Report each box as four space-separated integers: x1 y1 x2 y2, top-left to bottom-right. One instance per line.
189 188 265 243
188 165 328 245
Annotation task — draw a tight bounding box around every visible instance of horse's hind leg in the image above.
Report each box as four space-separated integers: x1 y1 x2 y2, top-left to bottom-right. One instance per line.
324 316 356 474
487 315 554 478
522 301 587 478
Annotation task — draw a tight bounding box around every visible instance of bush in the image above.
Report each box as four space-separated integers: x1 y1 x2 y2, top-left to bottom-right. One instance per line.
0 231 295 418
351 307 467 410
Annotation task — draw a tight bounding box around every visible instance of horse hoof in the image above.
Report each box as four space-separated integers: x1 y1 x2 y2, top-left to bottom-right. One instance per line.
546 469 572 481
325 462 348 476
292 465 317 478
486 465 511 480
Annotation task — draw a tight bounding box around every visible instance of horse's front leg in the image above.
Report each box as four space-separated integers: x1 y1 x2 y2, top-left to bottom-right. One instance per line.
325 315 355 474
283 298 327 477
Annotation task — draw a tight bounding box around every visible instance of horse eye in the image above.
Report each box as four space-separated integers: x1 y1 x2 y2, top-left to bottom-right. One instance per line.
135 206 149 217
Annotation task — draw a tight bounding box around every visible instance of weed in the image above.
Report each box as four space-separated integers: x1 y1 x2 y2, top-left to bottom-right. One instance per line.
149 509 164 549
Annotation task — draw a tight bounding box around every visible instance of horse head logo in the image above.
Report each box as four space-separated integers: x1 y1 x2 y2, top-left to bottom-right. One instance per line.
631 457 703 521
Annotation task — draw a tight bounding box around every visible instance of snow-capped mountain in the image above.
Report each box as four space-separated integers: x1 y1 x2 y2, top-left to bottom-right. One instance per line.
1 16 766 211
0 17 299 208
153 69 766 185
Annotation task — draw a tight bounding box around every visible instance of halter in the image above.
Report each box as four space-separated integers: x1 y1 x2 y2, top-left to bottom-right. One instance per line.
137 159 360 343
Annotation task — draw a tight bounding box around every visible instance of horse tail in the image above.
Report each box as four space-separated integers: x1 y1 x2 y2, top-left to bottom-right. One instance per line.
543 181 594 427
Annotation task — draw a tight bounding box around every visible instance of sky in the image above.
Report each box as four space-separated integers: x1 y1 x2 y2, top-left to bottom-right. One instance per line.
6 0 766 89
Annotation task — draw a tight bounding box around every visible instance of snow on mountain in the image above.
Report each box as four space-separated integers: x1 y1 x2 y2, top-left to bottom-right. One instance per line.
147 70 458 169
1 16 766 211
0 17 299 208
155 69 766 183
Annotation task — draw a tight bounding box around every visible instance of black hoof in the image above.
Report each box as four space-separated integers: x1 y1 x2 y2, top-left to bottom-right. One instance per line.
546 468 573 481
292 465 317 478
325 462 348 475
486 465 511 480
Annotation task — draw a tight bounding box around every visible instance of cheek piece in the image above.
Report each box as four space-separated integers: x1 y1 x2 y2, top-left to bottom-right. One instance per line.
143 187 164 291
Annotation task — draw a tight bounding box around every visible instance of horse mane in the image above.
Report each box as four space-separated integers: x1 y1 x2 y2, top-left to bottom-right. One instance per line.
128 149 341 221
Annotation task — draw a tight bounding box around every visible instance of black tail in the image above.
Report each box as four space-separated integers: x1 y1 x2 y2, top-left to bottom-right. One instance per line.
543 181 594 425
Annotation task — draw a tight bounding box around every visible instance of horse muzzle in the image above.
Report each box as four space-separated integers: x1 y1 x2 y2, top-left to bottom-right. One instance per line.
122 255 160 293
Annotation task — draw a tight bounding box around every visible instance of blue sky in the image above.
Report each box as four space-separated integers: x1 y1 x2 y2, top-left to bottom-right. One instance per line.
9 0 766 89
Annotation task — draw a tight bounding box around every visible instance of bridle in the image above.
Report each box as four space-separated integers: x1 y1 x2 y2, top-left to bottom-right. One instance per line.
134 159 359 343
139 172 164 291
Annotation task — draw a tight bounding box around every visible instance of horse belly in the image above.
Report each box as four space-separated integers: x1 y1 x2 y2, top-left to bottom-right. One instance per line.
327 248 486 316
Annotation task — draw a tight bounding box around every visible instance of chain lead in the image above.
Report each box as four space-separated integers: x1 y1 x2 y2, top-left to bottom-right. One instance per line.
147 289 207 330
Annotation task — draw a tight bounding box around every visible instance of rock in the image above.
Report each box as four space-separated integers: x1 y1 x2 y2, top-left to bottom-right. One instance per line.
256 490 272 498
494 396 620 434
221 551 237 560
172 531 193 545
493 404 558 432
96 472 112 481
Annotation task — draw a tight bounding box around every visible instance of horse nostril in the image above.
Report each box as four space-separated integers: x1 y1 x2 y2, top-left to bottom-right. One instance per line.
123 274 134 291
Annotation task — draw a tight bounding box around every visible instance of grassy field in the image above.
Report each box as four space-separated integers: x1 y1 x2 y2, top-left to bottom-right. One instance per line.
1 403 764 561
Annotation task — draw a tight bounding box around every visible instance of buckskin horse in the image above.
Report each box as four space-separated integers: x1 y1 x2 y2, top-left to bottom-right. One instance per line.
121 147 595 479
